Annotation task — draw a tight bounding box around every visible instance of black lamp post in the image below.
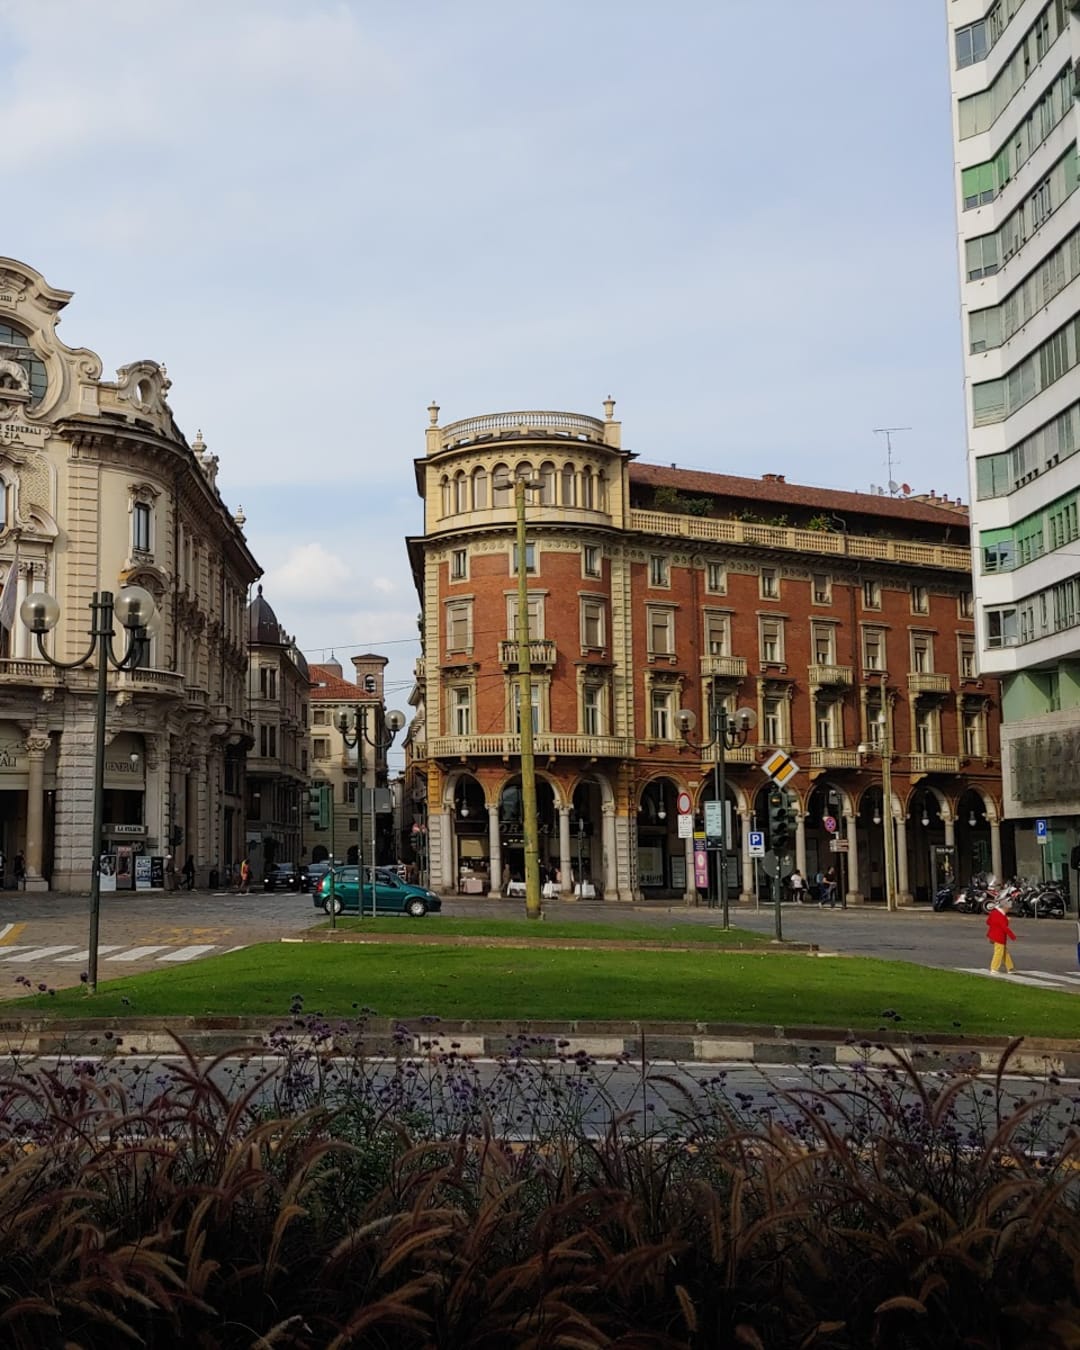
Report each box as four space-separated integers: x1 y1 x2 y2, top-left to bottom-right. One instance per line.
678 683 757 929
339 703 405 917
20 585 156 992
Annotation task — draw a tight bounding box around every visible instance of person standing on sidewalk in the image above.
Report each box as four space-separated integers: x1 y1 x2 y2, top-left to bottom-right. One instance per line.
987 898 1018 973
788 868 806 904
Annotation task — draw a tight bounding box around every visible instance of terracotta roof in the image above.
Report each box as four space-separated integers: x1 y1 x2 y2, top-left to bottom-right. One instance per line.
309 663 362 701
628 463 968 530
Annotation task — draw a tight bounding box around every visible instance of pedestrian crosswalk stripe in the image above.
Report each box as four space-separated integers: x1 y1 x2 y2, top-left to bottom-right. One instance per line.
106 946 170 962
158 944 216 962
956 966 1080 991
4 945 77 963
57 946 123 963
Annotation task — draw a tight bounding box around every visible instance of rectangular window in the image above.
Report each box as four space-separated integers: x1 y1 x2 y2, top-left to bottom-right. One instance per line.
583 544 602 578
650 688 673 740
959 637 977 678
451 686 471 736
811 573 831 605
450 548 467 580
512 682 540 734
760 567 779 599
649 554 670 587
963 709 984 756
508 594 544 640
862 579 881 610
962 160 996 210
812 623 834 665
955 18 987 68
446 601 472 651
863 628 885 671
760 618 784 664
763 696 783 746
965 233 999 280
259 724 277 758
344 781 357 805
259 666 278 699
815 703 837 749
911 585 929 615
958 591 974 618
511 542 536 575
313 708 328 725
705 561 726 593
704 611 730 656
133 501 151 552
581 599 605 649
313 737 330 760
915 708 937 754
583 684 605 736
911 633 933 672
648 607 673 655
986 606 1018 647
865 698 885 748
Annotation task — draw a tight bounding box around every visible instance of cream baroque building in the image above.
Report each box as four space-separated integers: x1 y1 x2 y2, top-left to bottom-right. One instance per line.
0 258 259 890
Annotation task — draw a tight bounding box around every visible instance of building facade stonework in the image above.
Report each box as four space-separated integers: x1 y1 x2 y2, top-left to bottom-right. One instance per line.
0 258 259 890
406 402 1007 904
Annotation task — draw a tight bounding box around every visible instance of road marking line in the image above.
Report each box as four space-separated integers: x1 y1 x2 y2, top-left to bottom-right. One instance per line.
158 944 216 962
3 945 78 963
0 923 26 945
956 966 1078 990
106 946 170 962
56 946 123 963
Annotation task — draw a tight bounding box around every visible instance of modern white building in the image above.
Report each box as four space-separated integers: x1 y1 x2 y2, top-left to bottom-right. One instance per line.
947 0 1080 883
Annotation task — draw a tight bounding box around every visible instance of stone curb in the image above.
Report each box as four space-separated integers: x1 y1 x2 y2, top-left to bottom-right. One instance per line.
0 1016 1074 1074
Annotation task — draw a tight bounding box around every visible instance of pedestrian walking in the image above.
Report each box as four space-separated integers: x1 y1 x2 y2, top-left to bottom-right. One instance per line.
182 854 195 890
987 898 1018 973
788 868 806 904
238 857 251 895
820 866 839 908
13 853 25 889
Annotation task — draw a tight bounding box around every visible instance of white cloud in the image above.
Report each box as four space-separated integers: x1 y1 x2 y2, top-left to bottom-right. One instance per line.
262 542 350 601
371 577 396 595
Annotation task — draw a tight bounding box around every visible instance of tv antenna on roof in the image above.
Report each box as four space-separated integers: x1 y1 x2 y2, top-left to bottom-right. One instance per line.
873 427 911 496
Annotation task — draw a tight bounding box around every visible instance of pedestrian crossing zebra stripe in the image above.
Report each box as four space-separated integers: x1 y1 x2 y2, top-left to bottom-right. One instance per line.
955 967 1080 991
0 943 237 967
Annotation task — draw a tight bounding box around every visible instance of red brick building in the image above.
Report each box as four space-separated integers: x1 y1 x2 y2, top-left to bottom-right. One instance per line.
406 402 1004 904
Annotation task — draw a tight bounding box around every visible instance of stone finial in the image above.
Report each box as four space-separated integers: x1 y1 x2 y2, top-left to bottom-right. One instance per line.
191 428 206 454
603 395 616 421
234 504 246 528
427 400 440 426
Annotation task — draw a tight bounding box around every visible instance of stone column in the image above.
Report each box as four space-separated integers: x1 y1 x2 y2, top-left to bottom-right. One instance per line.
22 732 50 891
943 813 955 851
739 808 754 903
558 806 572 895
896 812 912 904
989 817 1003 880
683 829 696 904
844 812 863 905
488 804 502 897
439 809 453 892
795 810 807 879
603 802 617 900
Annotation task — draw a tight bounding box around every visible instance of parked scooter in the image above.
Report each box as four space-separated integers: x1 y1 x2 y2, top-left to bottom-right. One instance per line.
932 884 956 912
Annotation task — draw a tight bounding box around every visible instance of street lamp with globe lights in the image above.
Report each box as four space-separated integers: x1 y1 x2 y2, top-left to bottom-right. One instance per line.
338 703 406 918
677 690 757 928
20 584 157 992
858 708 896 912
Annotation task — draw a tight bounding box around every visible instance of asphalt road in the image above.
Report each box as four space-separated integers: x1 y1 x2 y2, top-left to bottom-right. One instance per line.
0 889 1078 995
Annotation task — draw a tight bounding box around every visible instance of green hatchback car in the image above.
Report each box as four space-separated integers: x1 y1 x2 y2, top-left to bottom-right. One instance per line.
314 866 442 917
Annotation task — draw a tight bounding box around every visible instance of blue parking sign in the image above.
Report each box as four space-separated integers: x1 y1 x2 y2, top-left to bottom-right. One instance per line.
1035 818 1048 842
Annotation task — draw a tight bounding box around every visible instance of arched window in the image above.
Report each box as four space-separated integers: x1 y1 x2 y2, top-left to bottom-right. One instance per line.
561 463 577 506
539 461 556 505
492 464 512 508
440 475 451 517
582 466 595 509
453 471 468 513
472 466 488 509
517 460 534 488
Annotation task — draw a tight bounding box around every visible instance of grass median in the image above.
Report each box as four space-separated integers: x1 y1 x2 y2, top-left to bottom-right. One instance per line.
6 939 1080 1036
315 917 776 945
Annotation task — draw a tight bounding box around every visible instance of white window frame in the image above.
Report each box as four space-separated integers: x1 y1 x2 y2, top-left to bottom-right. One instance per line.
511 542 537 575
911 584 929 615
759 617 784 664
582 682 607 736
760 567 780 599
915 706 939 753
959 636 977 678
862 626 886 672
650 687 674 740
863 579 882 610
450 685 472 736
647 606 675 656
446 600 473 653
511 680 542 735
582 544 602 578
581 597 605 650
507 593 545 640
910 632 934 673
450 548 468 581
811 572 831 605
704 610 730 656
649 554 670 587
811 622 835 665
705 561 726 594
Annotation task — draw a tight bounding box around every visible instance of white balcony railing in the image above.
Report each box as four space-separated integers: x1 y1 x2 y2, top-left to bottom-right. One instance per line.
808 663 853 687
907 671 951 694
429 733 634 760
809 748 859 770
909 753 961 774
699 655 747 679
498 638 557 668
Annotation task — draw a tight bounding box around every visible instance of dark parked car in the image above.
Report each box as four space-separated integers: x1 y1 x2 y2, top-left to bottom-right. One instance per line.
301 861 331 893
313 866 442 917
263 862 301 892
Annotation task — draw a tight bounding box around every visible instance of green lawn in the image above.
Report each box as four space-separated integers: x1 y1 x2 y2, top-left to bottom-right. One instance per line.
8 943 1080 1037
319 917 775 945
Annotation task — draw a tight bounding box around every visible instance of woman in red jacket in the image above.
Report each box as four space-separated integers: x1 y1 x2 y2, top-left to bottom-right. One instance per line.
986 899 1018 973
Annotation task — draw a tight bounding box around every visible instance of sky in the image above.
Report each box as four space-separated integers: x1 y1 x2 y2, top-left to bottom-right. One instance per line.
0 0 964 760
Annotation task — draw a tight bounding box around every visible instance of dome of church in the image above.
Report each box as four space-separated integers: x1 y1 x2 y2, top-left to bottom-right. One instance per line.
247 584 283 644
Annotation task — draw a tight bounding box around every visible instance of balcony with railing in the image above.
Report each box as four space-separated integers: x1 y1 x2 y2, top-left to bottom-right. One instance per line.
0 658 60 685
808 663 853 688
809 748 859 770
429 732 634 760
440 410 606 450
699 654 747 680
909 752 961 774
907 671 951 694
115 668 187 697
628 510 970 570
498 638 557 669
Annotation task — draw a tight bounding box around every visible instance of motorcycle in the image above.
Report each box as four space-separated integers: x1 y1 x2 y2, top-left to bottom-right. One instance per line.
932 884 956 912
1015 881 1067 919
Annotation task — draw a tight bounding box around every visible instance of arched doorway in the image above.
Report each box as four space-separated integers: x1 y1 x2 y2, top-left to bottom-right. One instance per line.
570 779 599 896
498 775 558 888
907 787 944 902
956 788 992 883
698 774 742 906
453 773 488 893
636 778 682 898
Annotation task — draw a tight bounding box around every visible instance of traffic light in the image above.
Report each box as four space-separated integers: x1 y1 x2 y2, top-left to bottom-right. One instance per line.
307 785 328 829
768 788 795 852
363 674 376 694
